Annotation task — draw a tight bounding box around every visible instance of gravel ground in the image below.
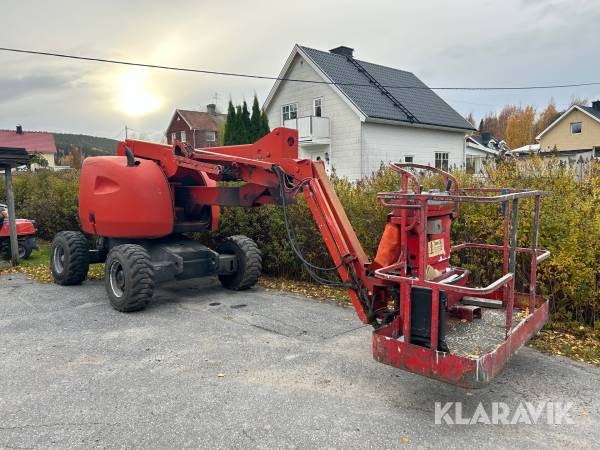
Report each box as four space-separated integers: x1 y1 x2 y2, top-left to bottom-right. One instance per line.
0 273 599 449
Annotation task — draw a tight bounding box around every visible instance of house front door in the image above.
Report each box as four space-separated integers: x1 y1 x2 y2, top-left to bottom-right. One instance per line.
299 145 331 174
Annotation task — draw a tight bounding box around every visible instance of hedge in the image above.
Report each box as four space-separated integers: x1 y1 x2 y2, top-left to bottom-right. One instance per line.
1 159 598 326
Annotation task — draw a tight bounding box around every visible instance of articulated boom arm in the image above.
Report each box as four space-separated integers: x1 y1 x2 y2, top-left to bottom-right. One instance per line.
119 128 378 323
116 127 551 387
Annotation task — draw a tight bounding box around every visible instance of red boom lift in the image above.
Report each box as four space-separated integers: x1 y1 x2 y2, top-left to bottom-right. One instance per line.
50 128 549 387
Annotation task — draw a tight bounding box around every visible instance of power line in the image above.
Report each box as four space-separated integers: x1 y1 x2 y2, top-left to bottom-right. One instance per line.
1 46 600 91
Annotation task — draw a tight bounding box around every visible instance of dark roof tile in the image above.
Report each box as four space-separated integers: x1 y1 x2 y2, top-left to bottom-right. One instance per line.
299 46 474 131
580 106 600 121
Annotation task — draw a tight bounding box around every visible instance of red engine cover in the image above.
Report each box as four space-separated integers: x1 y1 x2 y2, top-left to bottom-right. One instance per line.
79 156 173 238
0 219 36 237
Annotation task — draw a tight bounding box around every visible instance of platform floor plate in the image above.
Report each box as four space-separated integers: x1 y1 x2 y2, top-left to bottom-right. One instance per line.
446 308 520 357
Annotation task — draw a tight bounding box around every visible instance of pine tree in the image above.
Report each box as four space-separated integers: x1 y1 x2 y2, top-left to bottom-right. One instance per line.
250 95 262 142
234 105 248 144
223 100 236 146
241 101 251 143
260 109 270 137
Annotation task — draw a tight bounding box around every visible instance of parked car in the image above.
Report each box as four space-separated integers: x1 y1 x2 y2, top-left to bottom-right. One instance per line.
0 203 38 260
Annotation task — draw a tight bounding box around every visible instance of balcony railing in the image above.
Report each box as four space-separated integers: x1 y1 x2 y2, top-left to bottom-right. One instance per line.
283 116 330 143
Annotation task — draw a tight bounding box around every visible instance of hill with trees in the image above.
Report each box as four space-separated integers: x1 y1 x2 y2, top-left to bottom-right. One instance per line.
53 133 119 160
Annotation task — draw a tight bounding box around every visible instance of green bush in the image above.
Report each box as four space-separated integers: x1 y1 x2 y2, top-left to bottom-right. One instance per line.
0 170 80 240
1 159 598 326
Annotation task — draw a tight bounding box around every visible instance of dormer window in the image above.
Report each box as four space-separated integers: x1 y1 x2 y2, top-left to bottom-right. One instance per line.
570 122 582 135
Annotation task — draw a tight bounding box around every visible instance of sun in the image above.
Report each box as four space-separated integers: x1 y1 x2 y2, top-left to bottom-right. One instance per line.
117 69 161 117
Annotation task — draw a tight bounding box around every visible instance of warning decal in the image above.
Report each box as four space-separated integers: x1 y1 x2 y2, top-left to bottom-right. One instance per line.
428 238 445 257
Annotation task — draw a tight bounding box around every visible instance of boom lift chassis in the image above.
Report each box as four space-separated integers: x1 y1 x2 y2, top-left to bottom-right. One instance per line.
51 128 549 388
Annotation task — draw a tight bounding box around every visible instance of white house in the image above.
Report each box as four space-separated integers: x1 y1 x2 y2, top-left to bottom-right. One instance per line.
263 45 475 180
464 132 508 174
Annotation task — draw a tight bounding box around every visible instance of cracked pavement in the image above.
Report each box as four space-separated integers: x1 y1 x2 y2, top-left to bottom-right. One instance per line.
0 273 599 449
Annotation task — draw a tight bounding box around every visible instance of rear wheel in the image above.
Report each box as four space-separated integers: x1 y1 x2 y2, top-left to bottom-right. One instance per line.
105 244 154 312
18 242 32 260
51 231 89 285
217 235 262 290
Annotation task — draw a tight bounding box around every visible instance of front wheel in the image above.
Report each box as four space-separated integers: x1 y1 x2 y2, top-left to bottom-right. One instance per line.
217 235 262 290
50 231 89 285
105 244 155 312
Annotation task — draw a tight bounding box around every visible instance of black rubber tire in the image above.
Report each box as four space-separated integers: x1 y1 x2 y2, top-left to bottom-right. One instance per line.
50 231 90 285
18 242 33 260
217 235 262 290
105 244 154 312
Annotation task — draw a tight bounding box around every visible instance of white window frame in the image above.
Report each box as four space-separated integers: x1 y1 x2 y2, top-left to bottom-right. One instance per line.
180 130 186 142
434 152 449 171
171 132 176 143
281 103 298 124
313 97 322 117
404 155 414 163
465 155 483 174
206 131 216 142
570 122 582 135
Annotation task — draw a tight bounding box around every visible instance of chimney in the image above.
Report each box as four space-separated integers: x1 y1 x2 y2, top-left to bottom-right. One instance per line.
480 131 492 145
329 46 354 58
206 104 216 115
16 125 23 135
592 100 600 112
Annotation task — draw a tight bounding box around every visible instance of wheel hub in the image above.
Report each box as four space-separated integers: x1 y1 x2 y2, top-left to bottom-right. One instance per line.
109 261 126 297
53 246 65 273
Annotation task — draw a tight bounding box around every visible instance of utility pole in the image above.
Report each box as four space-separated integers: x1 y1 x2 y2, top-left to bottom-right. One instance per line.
125 126 128 139
4 167 18 265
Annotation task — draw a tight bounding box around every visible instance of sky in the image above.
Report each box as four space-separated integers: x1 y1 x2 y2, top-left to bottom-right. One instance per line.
0 0 599 140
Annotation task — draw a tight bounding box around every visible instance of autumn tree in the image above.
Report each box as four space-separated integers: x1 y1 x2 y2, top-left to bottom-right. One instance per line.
61 145 83 169
534 100 560 136
504 105 536 149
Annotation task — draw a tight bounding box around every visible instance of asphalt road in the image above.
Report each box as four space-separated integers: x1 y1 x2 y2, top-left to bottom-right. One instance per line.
0 273 599 449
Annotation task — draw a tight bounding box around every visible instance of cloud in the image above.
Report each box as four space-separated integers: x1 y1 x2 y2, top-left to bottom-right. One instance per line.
0 0 598 136
0 73 75 103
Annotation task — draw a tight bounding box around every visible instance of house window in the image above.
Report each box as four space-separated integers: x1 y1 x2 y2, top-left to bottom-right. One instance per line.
570 122 582 135
171 132 176 143
281 103 298 123
313 98 322 117
594 147 600 158
206 131 216 142
404 155 414 163
466 155 483 174
435 152 449 171
180 131 186 142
